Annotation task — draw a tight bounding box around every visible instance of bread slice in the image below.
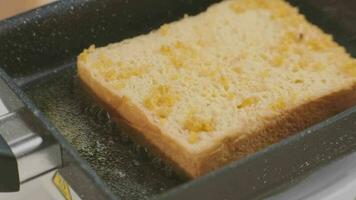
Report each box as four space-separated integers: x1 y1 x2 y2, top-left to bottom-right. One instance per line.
77 0 356 178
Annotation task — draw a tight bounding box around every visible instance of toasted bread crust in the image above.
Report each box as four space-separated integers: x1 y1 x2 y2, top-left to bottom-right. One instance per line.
78 63 197 178
196 84 356 175
79 62 356 178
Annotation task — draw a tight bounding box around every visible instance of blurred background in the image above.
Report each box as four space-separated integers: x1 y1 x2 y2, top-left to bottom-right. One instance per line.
0 0 54 20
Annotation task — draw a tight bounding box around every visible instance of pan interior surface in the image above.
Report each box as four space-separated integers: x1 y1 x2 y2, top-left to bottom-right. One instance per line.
25 66 184 200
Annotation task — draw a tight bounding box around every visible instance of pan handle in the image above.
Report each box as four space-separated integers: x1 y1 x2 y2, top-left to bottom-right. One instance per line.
0 134 19 192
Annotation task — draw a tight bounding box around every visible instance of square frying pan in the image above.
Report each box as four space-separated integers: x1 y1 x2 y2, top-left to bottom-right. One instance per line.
0 0 356 199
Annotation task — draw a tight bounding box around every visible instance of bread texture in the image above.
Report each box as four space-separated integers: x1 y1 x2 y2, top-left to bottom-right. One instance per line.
77 0 356 178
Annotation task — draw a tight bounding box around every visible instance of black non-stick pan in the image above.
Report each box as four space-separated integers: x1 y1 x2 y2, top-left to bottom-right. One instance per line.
0 0 356 199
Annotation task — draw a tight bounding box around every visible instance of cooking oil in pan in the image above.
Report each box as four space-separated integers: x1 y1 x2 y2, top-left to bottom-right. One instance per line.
81 94 175 176
25 67 183 200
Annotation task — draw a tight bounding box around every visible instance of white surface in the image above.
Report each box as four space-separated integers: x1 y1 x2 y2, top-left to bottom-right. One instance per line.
0 99 9 116
0 171 81 200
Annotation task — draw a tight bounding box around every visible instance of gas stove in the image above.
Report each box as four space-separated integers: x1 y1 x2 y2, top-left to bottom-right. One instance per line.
0 77 82 200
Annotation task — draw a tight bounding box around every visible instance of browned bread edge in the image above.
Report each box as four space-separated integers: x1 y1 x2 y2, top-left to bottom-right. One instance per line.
78 61 356 178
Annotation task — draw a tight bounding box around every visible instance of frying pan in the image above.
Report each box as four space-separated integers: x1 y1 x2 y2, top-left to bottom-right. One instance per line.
0 0 356 199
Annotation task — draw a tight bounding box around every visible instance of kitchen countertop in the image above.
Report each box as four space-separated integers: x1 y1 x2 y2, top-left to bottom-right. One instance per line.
0 0 54 20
